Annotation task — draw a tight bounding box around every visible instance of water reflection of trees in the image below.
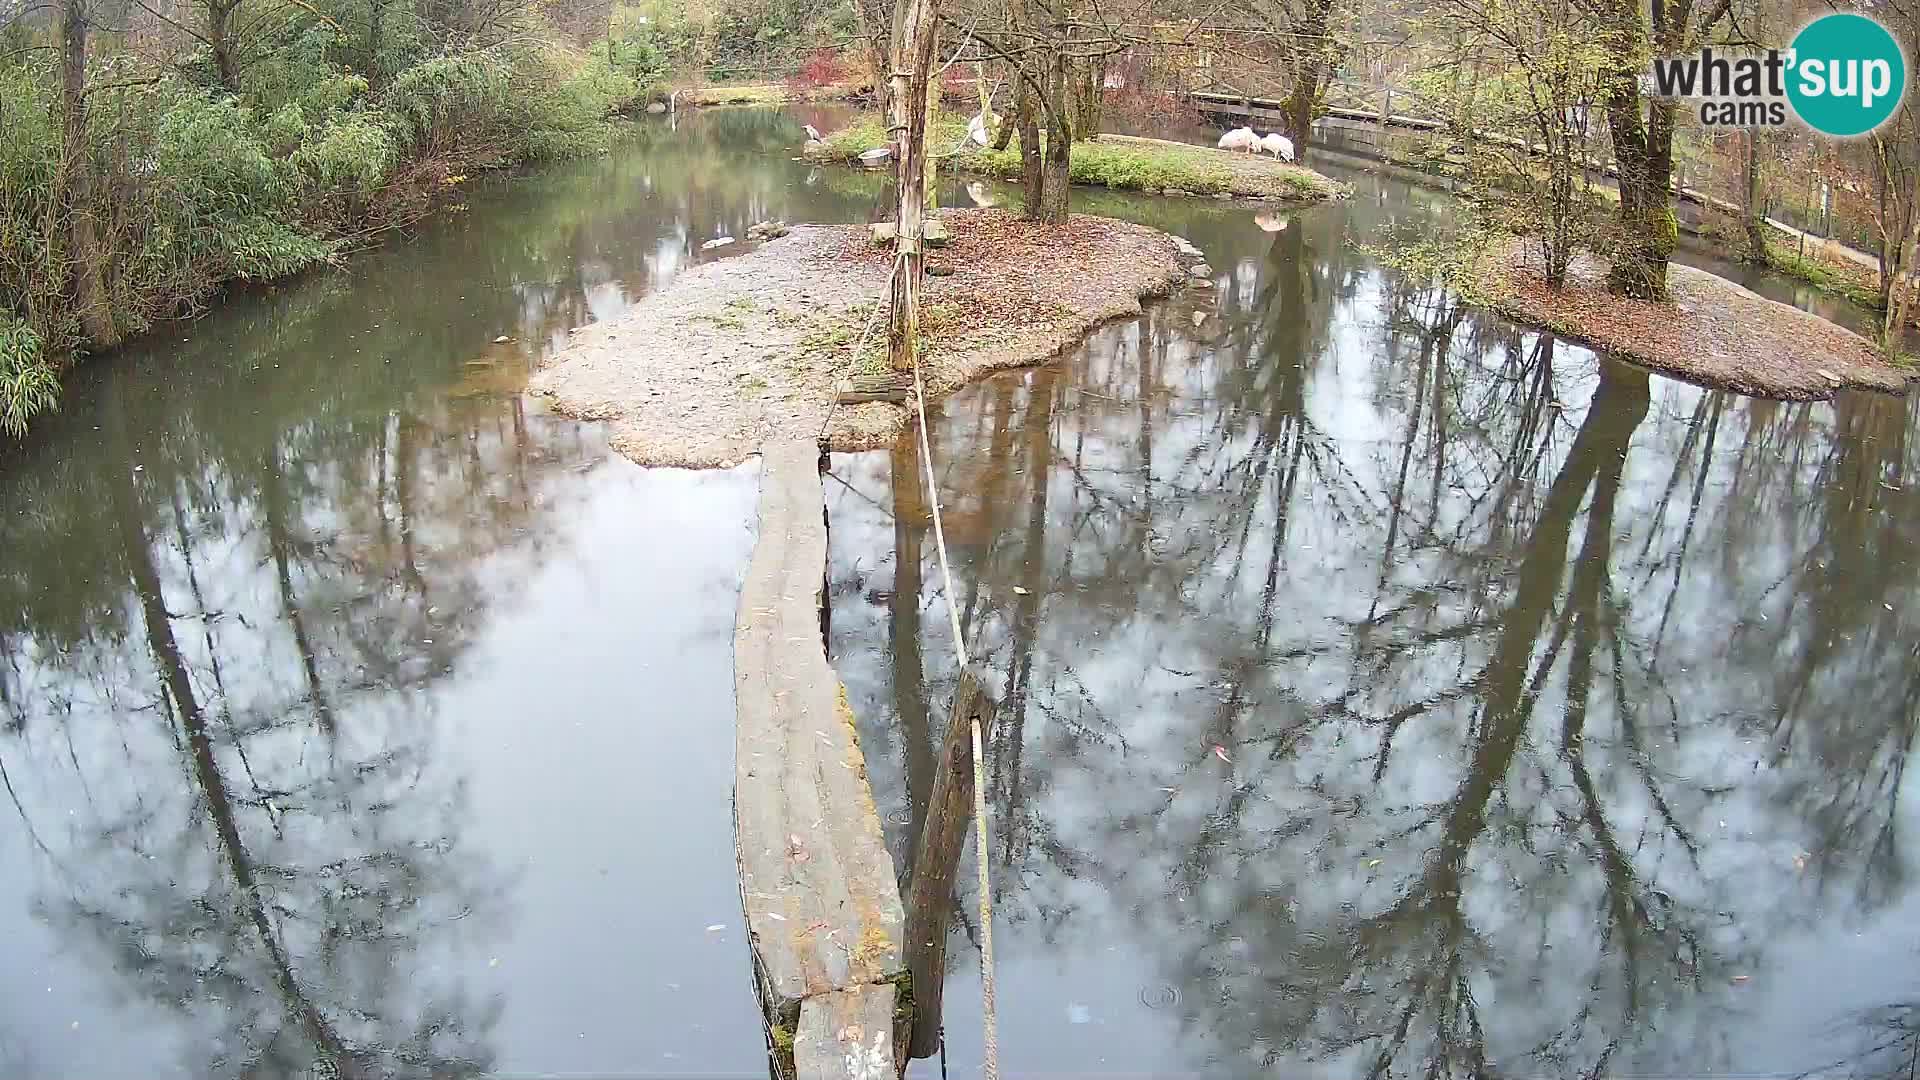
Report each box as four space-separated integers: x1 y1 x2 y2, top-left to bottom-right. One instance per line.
831 209 1919 1075
0 371 601 1075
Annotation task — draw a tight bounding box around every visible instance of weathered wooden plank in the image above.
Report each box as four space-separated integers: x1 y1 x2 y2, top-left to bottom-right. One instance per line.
735 441 906 1052
794 984 897 1080
902 665 996 1059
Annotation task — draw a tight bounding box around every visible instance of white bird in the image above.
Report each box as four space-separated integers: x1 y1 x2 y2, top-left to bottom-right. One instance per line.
966 180 998 207
1254 211 1290 232
1217 126 1259 153
966 112 992 147
1259 133 1295 161
803 124 823 141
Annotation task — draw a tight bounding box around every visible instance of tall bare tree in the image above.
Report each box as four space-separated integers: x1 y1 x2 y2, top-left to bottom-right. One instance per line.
58 0 116 348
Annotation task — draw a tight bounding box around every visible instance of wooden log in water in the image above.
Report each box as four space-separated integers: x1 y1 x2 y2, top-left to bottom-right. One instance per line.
901 664 997 1060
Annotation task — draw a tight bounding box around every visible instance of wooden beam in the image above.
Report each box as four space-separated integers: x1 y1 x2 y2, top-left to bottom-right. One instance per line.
901 664 997 1060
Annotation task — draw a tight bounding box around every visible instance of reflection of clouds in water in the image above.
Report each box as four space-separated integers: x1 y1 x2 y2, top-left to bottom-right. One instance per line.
831 184 1920 1078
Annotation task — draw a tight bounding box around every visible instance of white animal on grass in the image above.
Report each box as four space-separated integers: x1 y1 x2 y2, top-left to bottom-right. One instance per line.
803 124 823 141
966 112 993 146
966 180 998 208
1217 126 1259 152
1259 133 1295 161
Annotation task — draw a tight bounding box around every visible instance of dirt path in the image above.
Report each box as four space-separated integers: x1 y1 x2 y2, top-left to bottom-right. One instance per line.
1479 238 1916 399
529 209 1186 467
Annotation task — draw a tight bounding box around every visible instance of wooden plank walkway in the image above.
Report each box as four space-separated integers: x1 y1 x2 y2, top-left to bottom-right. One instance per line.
734 440 905 1080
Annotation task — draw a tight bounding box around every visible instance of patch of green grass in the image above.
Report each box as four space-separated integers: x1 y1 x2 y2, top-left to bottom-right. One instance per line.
681 84 791 107
691 309 748 330
1769 251 1887 309
812 114 1340 200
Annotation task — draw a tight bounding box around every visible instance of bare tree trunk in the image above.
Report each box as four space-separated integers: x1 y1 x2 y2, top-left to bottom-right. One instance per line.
59 0 116 348
923 38 939 213
992 73 1021 151
1883 176 1920 357
1741 128 1770 264
367 0 386 86
857 0 892 117
1035 48 1070 223
1068 57 1103 140
208 0 239 89
885 0 937 372
1016 72 1043 215
1283 0 1338 151
1602 67 1678 299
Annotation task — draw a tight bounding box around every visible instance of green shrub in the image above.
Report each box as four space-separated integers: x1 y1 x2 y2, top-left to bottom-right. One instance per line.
0 4 646 437
0 316 57 437
293 113 398 199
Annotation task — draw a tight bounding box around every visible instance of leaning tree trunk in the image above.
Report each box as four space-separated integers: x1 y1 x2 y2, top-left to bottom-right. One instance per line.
59 0 116 349
207 0 239 90
992 67 1022 151
1741 128 1770 264
885 0 938 372
1035 48 1071 223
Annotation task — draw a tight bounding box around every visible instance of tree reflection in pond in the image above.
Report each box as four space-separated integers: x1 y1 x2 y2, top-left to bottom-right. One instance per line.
0 372 607 1075
828 181 1920 1077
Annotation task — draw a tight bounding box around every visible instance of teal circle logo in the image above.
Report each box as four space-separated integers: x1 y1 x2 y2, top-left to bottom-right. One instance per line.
1786 14 1907 136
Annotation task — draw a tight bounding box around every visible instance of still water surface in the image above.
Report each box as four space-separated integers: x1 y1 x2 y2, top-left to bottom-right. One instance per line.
2 105 1915 1077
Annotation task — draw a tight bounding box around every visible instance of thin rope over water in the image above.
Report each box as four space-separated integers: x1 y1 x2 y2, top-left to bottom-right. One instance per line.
908 331 999 1080
820 246 999 1080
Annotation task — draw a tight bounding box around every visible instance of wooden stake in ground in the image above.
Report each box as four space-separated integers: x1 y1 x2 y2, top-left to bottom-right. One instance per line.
886 0 939 372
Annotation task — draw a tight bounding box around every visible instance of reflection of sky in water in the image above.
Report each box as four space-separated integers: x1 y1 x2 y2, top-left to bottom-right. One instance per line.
1 102 1915 1078
0 107 853 1077
830 178 1920 1077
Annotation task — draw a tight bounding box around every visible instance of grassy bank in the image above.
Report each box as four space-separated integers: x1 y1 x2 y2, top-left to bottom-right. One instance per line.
811 115 1344 202
675 82 862 106
1 20 663 436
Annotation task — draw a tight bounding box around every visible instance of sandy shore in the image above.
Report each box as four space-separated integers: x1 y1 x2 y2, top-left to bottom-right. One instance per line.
1478 238 1915 400
529 208 1186 467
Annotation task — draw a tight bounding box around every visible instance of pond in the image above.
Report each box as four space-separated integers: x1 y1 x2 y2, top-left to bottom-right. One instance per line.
2 105 1915 1078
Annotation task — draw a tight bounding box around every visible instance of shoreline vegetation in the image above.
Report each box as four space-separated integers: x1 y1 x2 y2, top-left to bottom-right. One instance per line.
1330 123 1920 330
808 115 1347 202
1467 236 1916 399
0 15 672 436
529 208 1186 467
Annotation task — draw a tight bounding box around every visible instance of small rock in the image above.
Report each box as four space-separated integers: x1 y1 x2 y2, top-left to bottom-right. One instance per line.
858 146 893 166
1816 368 1841 383
701 236 736 251
1170 188 1194 198
870 222 897 245
1173 237 1204 258
1212 192 1231 200
927 263 954 277
1189 263 1214 279
922 218 951 247
747 220 791 240
645 101 668 115
1191 279 1215 289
